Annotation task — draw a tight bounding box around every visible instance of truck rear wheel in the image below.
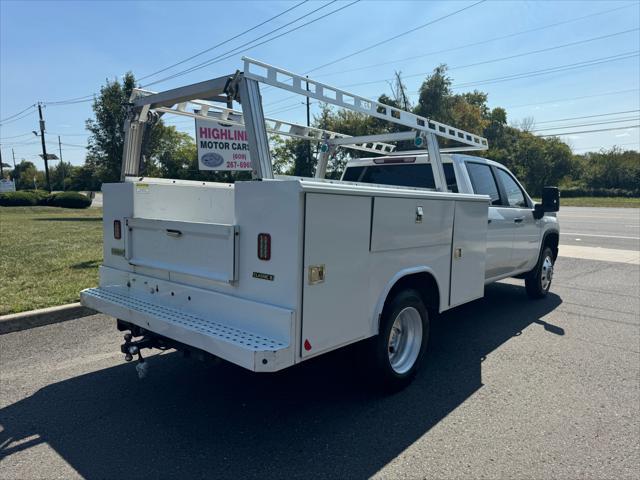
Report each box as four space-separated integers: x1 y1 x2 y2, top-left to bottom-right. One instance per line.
525 246 555 299
368 289 429 392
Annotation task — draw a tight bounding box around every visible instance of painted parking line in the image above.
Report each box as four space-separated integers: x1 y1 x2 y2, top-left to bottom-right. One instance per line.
560 245 640 265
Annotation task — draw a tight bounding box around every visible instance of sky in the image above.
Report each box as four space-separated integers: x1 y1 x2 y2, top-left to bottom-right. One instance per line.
1 0 639 169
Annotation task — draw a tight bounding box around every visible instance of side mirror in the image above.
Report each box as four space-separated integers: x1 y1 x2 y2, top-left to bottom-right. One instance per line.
533 203 544 220
542 186 560 213
533 187 560 219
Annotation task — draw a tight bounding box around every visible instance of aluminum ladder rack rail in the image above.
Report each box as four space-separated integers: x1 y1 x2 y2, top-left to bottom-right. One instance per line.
130 89 396 156
242 57 488 150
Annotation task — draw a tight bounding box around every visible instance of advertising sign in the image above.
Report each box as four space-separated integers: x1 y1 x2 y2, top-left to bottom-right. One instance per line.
195 117 252 171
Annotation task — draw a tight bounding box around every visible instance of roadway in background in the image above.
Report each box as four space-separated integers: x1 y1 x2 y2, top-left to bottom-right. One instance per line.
559 206 639 251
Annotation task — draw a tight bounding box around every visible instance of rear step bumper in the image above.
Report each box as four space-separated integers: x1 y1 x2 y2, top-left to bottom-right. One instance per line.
81 286 294 372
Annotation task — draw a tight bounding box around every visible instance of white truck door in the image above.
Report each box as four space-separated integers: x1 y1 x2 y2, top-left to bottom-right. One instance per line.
465 162 514 279
494 168 540 271
449 200 489 307
301 193 372 358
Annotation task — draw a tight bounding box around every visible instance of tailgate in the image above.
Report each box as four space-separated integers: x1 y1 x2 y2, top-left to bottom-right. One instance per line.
125 217 238 283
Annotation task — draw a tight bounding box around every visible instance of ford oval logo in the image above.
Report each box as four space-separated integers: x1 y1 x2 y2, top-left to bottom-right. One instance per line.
201 152 224 167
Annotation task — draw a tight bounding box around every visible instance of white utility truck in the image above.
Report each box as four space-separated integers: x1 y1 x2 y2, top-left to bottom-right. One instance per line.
81 58 560 390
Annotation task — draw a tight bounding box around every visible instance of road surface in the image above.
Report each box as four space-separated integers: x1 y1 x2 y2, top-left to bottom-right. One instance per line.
559 206 639 251
1 207 638 479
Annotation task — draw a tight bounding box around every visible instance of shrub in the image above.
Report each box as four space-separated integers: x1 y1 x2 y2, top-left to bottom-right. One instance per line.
0 191 39 206
21 189 52 205
560 187 640 198
46 192 92 209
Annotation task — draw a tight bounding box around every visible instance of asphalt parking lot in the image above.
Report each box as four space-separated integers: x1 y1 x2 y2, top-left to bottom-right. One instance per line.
1 207 638 479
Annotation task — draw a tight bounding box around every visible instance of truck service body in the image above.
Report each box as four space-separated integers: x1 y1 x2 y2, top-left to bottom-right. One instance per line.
81 58 560 389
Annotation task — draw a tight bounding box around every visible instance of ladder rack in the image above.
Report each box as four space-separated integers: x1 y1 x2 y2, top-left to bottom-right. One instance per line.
130 89 396 156
122 57 489 191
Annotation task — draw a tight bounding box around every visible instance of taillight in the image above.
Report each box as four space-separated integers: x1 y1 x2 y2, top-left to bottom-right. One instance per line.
113 220 122 240
257 233 271 260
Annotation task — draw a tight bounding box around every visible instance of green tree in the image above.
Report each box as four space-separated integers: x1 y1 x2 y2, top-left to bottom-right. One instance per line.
153 126 198 179
85 72 168 185
68 162 101 191
415 64 452 122
86 73 137 183
49 161 75 191
11 160 45 190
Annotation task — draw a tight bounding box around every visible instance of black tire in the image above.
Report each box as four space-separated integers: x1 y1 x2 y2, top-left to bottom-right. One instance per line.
525 246 555 299
367 289 429 392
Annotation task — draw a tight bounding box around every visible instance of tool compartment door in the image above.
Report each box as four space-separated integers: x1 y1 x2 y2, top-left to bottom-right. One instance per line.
125 217 238 283
448 200 489 307
301 193 371 358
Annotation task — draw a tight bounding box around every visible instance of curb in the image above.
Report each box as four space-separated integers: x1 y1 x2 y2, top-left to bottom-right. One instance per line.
0 303 96 335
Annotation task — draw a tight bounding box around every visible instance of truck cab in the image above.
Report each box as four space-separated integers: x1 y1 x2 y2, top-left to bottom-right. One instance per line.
342 153 559 284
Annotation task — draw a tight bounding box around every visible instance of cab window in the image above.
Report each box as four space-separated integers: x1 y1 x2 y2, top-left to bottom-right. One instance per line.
466 162 501 205
443 163 458 193
342 162 457 191
495 168 527 208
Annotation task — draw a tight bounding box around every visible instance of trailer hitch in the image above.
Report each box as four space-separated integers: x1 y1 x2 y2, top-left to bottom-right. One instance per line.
121 333 157 379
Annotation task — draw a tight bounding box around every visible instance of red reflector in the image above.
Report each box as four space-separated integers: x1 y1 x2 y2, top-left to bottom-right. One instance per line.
257 233 271 260
304 339 312 351
113 220 122 240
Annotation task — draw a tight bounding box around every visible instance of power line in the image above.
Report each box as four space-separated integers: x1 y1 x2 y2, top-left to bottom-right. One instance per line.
534 109 640 125
0 104 35 123
451 51 639 89
504 88 639 109
0 109 36 126
263 2 637 108
311 3 639 79
305 0 486 75
42 1 337 105
143 0 358 88
538 125 640 137
572 142 639 152
45 96 94 106
263 0 487 106
0 132 33 140
532 117 640 132
340 27 640 88
48 132 90 136
344 27 640 88
138 0 309 82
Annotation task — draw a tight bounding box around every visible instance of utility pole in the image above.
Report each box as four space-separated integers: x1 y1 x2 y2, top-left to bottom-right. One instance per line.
37 102 52 192
11 148 18 188
0 147 4 177
58 135 66 190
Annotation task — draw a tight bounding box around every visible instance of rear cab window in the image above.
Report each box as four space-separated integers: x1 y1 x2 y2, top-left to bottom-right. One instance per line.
342 162 458 192
465 162 501 205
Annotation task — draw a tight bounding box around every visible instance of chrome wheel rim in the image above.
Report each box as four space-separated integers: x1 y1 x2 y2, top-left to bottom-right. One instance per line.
541 256 554 290
388 307 423 374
